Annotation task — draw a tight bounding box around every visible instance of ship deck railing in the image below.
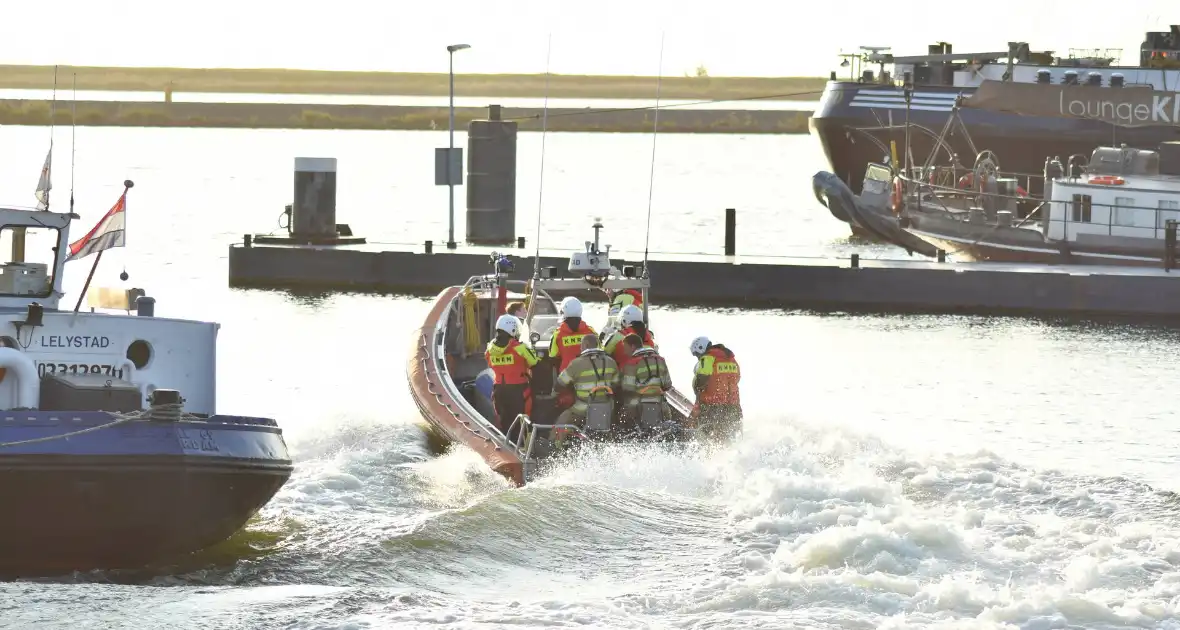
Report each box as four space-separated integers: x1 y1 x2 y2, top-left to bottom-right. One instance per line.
901 169 1180 241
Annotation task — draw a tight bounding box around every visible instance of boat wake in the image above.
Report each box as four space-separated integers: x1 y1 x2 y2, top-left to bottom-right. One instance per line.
9 411 1180 628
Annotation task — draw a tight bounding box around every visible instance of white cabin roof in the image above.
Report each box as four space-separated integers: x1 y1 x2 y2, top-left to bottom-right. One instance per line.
1055 173 1180 193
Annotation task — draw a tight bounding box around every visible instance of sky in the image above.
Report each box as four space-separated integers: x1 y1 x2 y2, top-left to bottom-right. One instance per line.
4 0 1178 77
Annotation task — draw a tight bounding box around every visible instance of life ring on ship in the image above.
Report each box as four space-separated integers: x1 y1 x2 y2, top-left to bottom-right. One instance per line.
891 178 903 212
1088 175 1126 185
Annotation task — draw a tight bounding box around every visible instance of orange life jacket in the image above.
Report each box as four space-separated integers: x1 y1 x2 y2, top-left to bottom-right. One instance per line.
698 345 740 406
550 319 595 373
486 338 531 385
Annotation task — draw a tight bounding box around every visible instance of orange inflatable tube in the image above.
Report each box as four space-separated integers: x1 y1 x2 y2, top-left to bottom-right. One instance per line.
407 287 524 486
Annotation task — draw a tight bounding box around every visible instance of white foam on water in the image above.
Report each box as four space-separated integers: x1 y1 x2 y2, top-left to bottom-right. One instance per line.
329 409 1180 629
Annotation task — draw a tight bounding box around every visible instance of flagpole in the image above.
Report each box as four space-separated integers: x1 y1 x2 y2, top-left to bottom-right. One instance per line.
73 181 132 313
74 250 102 312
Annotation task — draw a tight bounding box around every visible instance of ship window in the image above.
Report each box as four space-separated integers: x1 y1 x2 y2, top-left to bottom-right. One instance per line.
865 164 891 182
1071 194 1092 223
0 224 59 298
1158 199 1180 229
1113 196 1143 227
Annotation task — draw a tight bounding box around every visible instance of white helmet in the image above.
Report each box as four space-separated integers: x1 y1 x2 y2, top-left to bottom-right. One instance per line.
559 296 583 319
690 336 711 357
619 304 643 327
495 314 522 338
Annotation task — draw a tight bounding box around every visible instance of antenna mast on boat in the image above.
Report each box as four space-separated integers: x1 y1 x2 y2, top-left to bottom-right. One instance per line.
531 33 553 280
39 66 59 213
640 33 665 278
70 73 77 215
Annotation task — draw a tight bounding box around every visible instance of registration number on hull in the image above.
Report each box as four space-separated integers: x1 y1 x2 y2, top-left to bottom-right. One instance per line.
35 362 127 379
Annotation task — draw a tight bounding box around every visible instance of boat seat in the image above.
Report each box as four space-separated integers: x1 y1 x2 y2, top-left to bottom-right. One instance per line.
584 401 613 433
637 401 665 429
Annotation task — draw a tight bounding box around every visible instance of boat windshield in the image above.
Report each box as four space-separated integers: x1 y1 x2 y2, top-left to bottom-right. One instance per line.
523 295 560 347
0 224 58 298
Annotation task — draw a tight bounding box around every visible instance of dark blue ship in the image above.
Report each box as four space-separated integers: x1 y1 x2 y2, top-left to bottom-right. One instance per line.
0 180 292 575
811 29 1180 198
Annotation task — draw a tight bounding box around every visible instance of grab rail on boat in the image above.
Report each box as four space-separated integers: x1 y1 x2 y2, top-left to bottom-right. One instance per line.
421 321 510 451
460 276 535 294
506 414 590 462
506 407 703 466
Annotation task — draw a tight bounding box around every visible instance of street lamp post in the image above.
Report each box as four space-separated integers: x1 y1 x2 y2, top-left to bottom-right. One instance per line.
446 43 471 249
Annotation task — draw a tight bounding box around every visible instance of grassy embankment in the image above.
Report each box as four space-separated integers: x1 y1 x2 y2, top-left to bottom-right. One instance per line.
0 65 824 133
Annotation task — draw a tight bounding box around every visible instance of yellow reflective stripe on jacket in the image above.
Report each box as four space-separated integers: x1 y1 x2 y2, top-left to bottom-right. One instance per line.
486 341 539 366
571 368 617 395
623 355 669 402
695 355 739 379
485 343 517 366
513 343 540 367
611 293 636 312
603 332 621 355
566 357 617 404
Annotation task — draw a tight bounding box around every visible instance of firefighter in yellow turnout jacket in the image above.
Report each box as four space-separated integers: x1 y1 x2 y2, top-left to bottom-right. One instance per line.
619 333 673 430
554 334 619 444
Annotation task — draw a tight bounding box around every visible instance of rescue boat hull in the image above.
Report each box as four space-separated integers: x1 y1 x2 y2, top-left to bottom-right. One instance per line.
408 287 525 486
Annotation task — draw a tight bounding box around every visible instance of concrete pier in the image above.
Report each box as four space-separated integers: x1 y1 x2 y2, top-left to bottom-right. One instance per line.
227 240 1180 319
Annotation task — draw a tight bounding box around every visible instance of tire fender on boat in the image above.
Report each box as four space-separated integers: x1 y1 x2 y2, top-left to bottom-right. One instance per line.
0 347 40 409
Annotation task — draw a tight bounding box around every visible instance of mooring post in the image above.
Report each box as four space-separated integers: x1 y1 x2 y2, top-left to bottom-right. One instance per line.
517 236 525 249
463 105 517 246
724 208 736 256
850 253 860 268
293 157 338 242
425 240 433 254
1166 220 1177 272
937 249 946 263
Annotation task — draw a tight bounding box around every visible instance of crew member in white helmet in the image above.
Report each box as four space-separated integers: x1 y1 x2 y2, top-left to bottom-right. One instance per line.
602 304 657 366
485 314 539 442
548 297 596 373
688 335 742 440
548 297 596 416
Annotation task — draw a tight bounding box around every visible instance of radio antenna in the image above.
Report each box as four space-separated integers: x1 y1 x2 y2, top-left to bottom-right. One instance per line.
531 33 553 279
641 33 665 276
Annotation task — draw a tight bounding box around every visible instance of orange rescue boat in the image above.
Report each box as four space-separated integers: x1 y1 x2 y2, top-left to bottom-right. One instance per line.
406 221 697 486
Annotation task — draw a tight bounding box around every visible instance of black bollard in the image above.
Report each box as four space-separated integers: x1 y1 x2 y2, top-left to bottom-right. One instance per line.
937 249 946 263
517 236 526 249
1166 220 1177 272
243 234 252 248
425 240 433 254
724 208 736 256
850 253 860 268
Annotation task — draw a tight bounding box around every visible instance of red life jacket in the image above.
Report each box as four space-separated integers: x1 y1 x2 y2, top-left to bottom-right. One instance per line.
486 339 530 385
698 345 740 406
611 326 655 366
550 319 596 372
